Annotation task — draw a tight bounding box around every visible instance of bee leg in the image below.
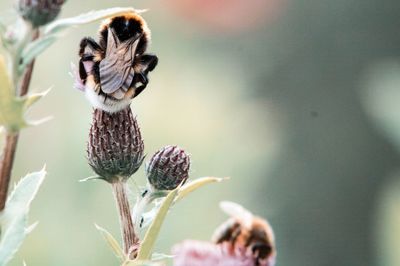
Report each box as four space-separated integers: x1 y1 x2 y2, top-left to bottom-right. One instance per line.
79 37 103 82
140 54 158 72
79 59 88 81
132 82 147 98
79 37 102 57
130 54 158 99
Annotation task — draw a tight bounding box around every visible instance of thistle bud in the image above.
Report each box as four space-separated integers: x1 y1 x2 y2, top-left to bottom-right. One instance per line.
146 145 190 191
17 0 65 27
87 108 144 183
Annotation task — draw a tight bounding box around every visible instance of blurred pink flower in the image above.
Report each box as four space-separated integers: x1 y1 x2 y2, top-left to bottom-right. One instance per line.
163 0 286 33
172 240 268 266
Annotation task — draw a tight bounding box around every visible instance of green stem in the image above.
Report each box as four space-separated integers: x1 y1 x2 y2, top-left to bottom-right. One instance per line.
0 28 39 211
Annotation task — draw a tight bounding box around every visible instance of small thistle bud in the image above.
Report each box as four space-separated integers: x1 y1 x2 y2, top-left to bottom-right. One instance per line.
17 0 65 27
87 108 144 182
146 145 190 191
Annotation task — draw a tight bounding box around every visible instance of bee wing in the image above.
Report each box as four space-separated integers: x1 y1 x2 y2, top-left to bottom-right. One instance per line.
105 28 120 56
99 30 140 94
220 201 254 229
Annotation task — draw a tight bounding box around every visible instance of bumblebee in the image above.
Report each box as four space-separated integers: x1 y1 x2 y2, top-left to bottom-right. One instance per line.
78 12 158 113
212 201 276 266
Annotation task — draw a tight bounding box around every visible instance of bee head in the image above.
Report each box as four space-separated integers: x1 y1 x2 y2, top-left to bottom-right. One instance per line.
100 12 150 55
249 218 276 264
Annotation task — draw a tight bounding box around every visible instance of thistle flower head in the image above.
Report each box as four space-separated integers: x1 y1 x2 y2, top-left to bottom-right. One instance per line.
87 108 144 182
146 145 190 191
172 240 257 266
17 0 65 27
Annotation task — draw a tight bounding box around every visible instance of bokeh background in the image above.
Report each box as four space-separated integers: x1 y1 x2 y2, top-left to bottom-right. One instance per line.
1 0 400 265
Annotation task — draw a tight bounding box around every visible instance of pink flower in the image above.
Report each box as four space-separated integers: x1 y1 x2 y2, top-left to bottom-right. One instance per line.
172 240 256 266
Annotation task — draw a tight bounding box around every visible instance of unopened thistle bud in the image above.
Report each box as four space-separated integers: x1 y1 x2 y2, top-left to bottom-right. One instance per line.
17 0 65 27
87 108 144 183
146 145 190 191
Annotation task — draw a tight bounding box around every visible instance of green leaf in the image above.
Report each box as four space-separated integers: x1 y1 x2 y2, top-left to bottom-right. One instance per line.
19 35 58 73
94 224 125 262
0 55 51 131
0 167 46 266
79 175 104 182
136 187 179 261
44 7 146 35
0 55 26 132
175 177 228 202
23 88 51 110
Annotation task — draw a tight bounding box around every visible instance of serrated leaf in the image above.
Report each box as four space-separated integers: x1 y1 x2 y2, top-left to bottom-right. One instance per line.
0 55 26 132
19 35 58 73
175 177 228 202
44 7 145 35
0 168 46 266
94 224 125 262
136 187 179 261
0 56 49 132
0 213 26 266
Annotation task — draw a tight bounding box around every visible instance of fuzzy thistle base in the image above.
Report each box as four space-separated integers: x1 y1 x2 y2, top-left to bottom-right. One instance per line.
87 107 144 182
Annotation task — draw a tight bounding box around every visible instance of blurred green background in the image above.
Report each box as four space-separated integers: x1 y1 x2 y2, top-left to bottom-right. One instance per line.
1 0 400 265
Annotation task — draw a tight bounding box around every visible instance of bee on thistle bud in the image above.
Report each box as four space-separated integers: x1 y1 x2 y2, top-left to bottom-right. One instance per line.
77 12 158 113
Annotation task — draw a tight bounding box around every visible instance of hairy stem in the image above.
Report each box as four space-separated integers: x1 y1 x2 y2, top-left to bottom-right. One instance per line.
112 181 139 259
0 28 39 211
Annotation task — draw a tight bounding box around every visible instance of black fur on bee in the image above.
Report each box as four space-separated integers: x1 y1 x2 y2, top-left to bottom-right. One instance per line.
78 12 158 107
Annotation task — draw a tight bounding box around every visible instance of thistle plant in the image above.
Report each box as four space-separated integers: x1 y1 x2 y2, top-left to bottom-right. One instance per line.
0 1 154 265
75 8 277 266
0 2 277 265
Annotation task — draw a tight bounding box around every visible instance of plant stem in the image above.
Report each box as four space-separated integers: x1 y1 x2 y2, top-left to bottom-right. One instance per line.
0 133 19 210
0 28 39 211
19 29 39 97
112 181 139 259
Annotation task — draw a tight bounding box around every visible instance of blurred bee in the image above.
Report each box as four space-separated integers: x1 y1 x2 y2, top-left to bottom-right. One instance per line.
78 12 158 113
212 201 276 266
